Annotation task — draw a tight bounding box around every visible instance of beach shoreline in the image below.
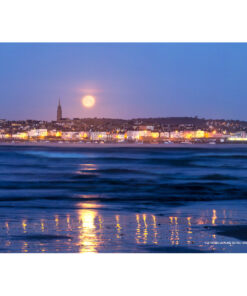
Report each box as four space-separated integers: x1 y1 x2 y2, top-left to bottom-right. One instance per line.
1 142 247 148
1 142 247 252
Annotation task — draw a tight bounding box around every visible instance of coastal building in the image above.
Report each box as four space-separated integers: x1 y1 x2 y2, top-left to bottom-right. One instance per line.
126 130 152 141
78 132 88 140
113 133 126 142
12 132 28 140
139 125 154 131
231 131 246 138
126 131 141 141
160 132 170 138
170 131 184 139
90 131 108 141
151 132 159 138
62 132 79 140
228 131 247 141
28 129 48 138
48 130 59 137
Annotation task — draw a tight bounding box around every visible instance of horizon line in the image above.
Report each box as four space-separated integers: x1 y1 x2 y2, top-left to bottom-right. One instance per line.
0 116 246 122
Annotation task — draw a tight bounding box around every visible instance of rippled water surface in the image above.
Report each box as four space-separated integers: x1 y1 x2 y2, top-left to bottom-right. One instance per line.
1 145 247 252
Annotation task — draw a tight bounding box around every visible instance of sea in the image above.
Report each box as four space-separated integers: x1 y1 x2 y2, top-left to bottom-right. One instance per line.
1 144 247 253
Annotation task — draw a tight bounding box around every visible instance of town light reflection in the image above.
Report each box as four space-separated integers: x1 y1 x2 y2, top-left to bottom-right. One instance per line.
77 163 98 175
115 215 122 239
187 217 193 245
152 215 158 245
22 241 28 253
67 214 72 231
0 207 238 252
80 163 97 171
142 214 148 244
5 221 9 233
41 219 45 232
22 219 27 233
55 215 59 229
212 209 217 225
77 208 100 253
169 216 179 246
136 214 141 244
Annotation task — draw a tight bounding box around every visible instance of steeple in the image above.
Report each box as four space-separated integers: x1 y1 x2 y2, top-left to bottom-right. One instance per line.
57 98 62 121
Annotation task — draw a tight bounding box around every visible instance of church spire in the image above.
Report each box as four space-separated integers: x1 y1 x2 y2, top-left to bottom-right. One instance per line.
57 98 62 121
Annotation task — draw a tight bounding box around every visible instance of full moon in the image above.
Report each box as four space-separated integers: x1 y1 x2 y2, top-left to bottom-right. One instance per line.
82 95 95 108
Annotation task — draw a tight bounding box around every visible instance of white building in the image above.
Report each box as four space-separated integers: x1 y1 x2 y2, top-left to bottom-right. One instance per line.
28 129 48 137
62 132 79 140
126 130 151 141
160 132 170 138
170 131 184 138
89 132 108 141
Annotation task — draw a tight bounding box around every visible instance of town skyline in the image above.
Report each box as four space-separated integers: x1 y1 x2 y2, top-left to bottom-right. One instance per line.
0 99 247 144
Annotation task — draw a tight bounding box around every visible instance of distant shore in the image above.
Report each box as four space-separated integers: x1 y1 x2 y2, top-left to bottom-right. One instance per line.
1 141 247 148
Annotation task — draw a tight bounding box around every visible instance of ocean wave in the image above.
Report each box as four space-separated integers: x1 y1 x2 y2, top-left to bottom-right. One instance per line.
19 151 90 159
0 146 247 210
199 174 239 181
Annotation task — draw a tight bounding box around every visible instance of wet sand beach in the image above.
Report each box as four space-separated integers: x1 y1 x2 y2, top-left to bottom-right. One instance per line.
1 200 247 253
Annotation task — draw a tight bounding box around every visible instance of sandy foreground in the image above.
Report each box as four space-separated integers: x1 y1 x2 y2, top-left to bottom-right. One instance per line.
1 200 247 252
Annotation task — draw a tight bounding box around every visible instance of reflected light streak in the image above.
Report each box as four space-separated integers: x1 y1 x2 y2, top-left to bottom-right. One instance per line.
41 219 45 232
22 219 27 233
81 164 97 171
152 215 158 245
187 217 193 245
169 216 175 245
98 216 103 230
143 214 148 244
212 209 217 225
187 217 191 227
55 215 59 229
211 232 217 251
169 216 179 246
77 209 99 253
67 214 71 231
115 215 122 239
5 221 9 233
78 201 102 208
22 242 28 253
136 214 141 244
5 240 11 247
222 209 226 225
41 246 46 252
174 217 179 245
196 218 206 225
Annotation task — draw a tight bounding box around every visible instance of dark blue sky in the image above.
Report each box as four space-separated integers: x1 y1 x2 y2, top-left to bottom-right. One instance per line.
0 43 246 121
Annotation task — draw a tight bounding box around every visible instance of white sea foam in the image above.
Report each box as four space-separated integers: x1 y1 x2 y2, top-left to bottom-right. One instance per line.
20 151 89 159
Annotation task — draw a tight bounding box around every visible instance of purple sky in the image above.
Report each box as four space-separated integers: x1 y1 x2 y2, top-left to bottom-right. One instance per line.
0 43 246 121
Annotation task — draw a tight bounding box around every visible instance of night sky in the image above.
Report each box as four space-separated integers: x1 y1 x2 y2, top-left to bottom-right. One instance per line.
0 43 246 121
